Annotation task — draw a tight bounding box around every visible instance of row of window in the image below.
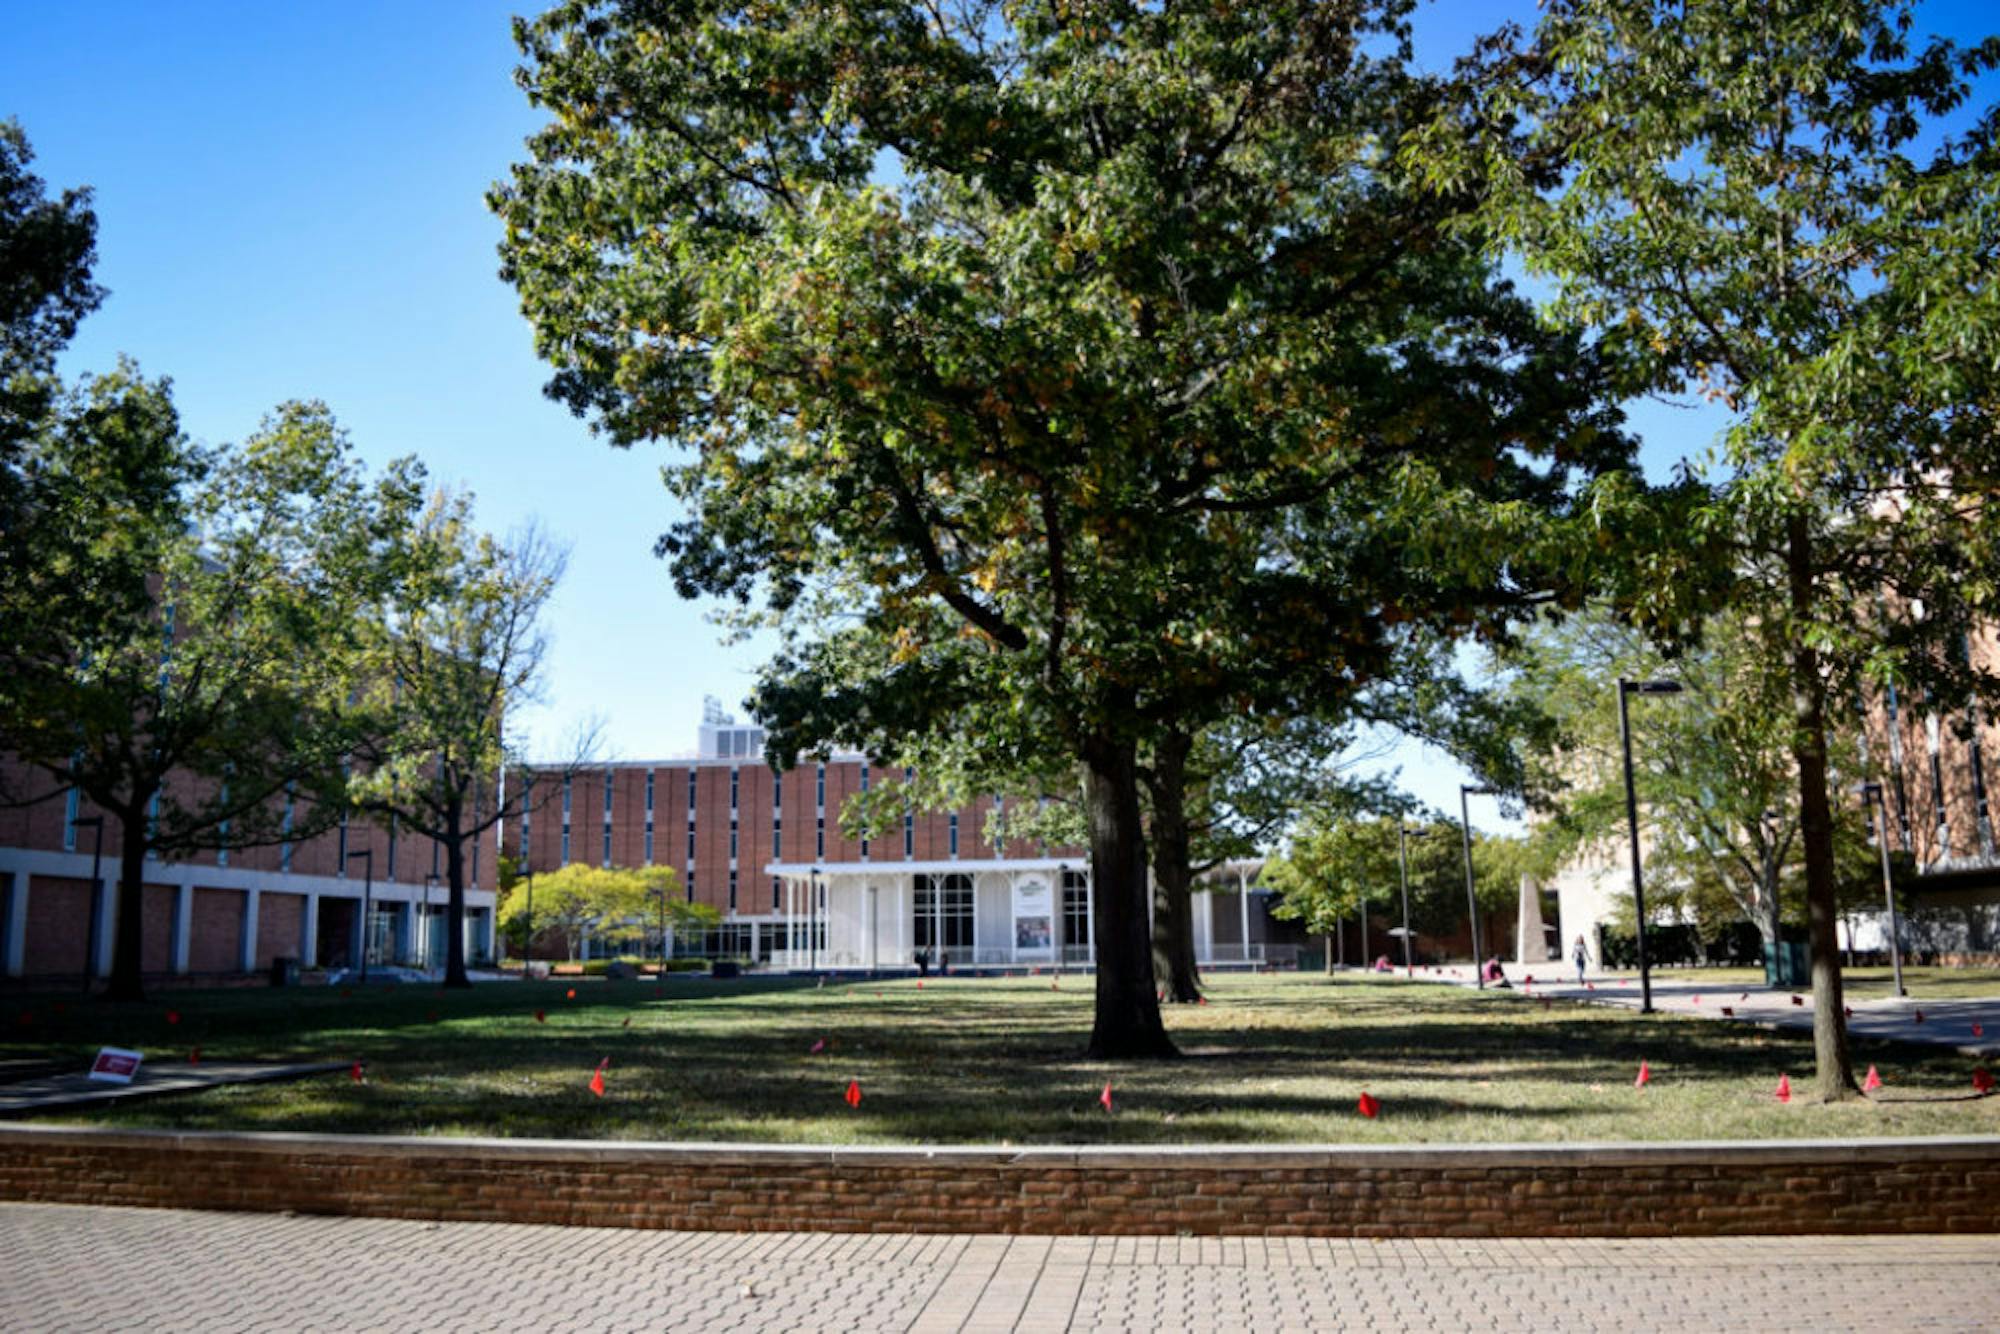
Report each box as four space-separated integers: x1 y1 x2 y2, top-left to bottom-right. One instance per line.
523 764 1025 904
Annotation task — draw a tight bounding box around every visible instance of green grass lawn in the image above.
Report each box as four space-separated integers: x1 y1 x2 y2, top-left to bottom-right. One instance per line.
6 973 1997 1145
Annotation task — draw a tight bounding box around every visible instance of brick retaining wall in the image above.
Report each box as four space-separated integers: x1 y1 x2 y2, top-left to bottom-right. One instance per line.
3 1126 1997 1236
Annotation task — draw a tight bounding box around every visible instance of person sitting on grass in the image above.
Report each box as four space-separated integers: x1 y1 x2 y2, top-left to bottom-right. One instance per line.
1483 955 1511 988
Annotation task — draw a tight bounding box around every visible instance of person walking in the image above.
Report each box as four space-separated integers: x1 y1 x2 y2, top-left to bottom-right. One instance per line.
1572 934 1589 986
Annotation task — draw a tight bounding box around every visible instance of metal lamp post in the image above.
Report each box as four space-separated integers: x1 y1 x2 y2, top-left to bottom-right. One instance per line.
521 862 534 979
1459 785 1494 988
1618 677 1683 1015
72 815 105 990
1397 824 1426 978
422 873 440 980
1857 782 1908 997
346 849 374 982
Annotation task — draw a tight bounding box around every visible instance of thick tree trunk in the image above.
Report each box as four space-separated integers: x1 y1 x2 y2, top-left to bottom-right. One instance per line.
1084 730 1176 1059
1787 516 1854 1100
443 819 472 989
104 804 150 1003
1144 729 1202 1004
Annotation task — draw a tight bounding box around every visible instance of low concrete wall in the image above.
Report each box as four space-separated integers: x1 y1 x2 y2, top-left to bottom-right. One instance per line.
2 1125 1995 1237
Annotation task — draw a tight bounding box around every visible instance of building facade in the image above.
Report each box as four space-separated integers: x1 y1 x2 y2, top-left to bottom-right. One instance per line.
514 710 1295 970
0 758 501 984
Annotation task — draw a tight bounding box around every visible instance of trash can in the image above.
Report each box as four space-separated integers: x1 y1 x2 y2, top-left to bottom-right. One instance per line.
1763 941 1810 988
269 956 300 988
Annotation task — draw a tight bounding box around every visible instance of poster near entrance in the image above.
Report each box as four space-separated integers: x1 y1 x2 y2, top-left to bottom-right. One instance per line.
1013 878 1053 956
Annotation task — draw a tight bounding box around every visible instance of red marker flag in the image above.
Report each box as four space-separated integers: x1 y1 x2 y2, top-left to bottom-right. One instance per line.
1914 1009 1926 1024
566 988 577 1000
1975 1024 1985 1038
845 1079 863 1108
1975 1068 1995 1095
1863 1065 1883 1092
1100 1080 1114 1113
589 1066 606 1097
350 1060 364 1083
1692 995 1701 1006
166 1010 180 1025
810 1038 826 1054
1586 982 1595 991
1634 1060 1651 1089
1357 1091 1380 1119
1774 1073 1791 1103
916 981 923 990
188 1047 200 1065
534 1009 546 1024
1197 996 1208 1007
1844 1006 1853 1020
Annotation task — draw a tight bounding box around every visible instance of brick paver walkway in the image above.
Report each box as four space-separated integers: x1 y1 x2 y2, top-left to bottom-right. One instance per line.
6 1203 1999 1331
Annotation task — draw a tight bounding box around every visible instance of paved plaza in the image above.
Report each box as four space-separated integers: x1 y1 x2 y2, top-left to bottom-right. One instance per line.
4 1202 1998 1332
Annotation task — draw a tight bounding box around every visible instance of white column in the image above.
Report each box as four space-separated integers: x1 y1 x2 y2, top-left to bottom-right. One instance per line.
785 877 796 965
867 884 879 972
1007 871 1019 966
239 889 260 973
301 892 320 967
1084 870 1095 964
1194 887 1213 964
1238 868 1251 964
171 881 194 975
2 869 26 978
93 875 117 978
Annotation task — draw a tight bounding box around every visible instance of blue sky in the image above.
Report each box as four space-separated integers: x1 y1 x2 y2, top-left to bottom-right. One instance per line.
5 1 1991 831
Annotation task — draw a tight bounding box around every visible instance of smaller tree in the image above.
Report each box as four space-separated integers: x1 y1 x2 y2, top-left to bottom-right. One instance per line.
347 494 589 987
494 863 709 963
1 387 410 1000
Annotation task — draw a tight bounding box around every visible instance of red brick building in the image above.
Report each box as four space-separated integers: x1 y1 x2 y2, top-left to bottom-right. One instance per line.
0 758 501 985
513 708 1295 969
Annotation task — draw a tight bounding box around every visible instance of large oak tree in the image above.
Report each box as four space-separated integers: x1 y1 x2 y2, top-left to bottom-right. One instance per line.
496 0 1631 1055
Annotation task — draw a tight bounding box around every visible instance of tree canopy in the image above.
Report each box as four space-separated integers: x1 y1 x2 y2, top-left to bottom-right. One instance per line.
496 0 1635 1055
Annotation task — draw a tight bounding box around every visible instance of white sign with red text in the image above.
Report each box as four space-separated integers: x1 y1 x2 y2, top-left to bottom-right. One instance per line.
88 1047 144 1084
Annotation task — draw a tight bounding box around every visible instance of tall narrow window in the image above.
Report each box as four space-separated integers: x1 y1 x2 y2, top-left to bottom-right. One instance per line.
816 817 825 858
645 770 654 813
687 768 697 812
948 811 959 858
729 819 738 861
387 815 397 880
1969 707 1993 851
63 786 79 853
728 869 738 912
563 775 572 817
280 786 295 873
604 770 614 817
603 827 613 868
816 764 826 808
904 766 915 859
644 824 654 864
561 827 570 864
730 767 739 809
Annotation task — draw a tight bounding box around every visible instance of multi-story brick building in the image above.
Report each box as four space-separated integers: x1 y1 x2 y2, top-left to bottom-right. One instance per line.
0 758 501 984
513 706 1291 970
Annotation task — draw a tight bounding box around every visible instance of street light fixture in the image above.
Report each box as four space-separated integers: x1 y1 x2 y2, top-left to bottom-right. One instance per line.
1397 824 1427 978
346 849 374 982
1619 677 1684 1015
422 873 440 981
71 815 105 991
520 859 535 980
1856 782 1909 997
1459 786 1494 988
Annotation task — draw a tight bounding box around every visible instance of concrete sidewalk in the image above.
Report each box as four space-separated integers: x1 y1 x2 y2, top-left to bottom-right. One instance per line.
1428 964 2000 1059
6 1203 1999 1332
